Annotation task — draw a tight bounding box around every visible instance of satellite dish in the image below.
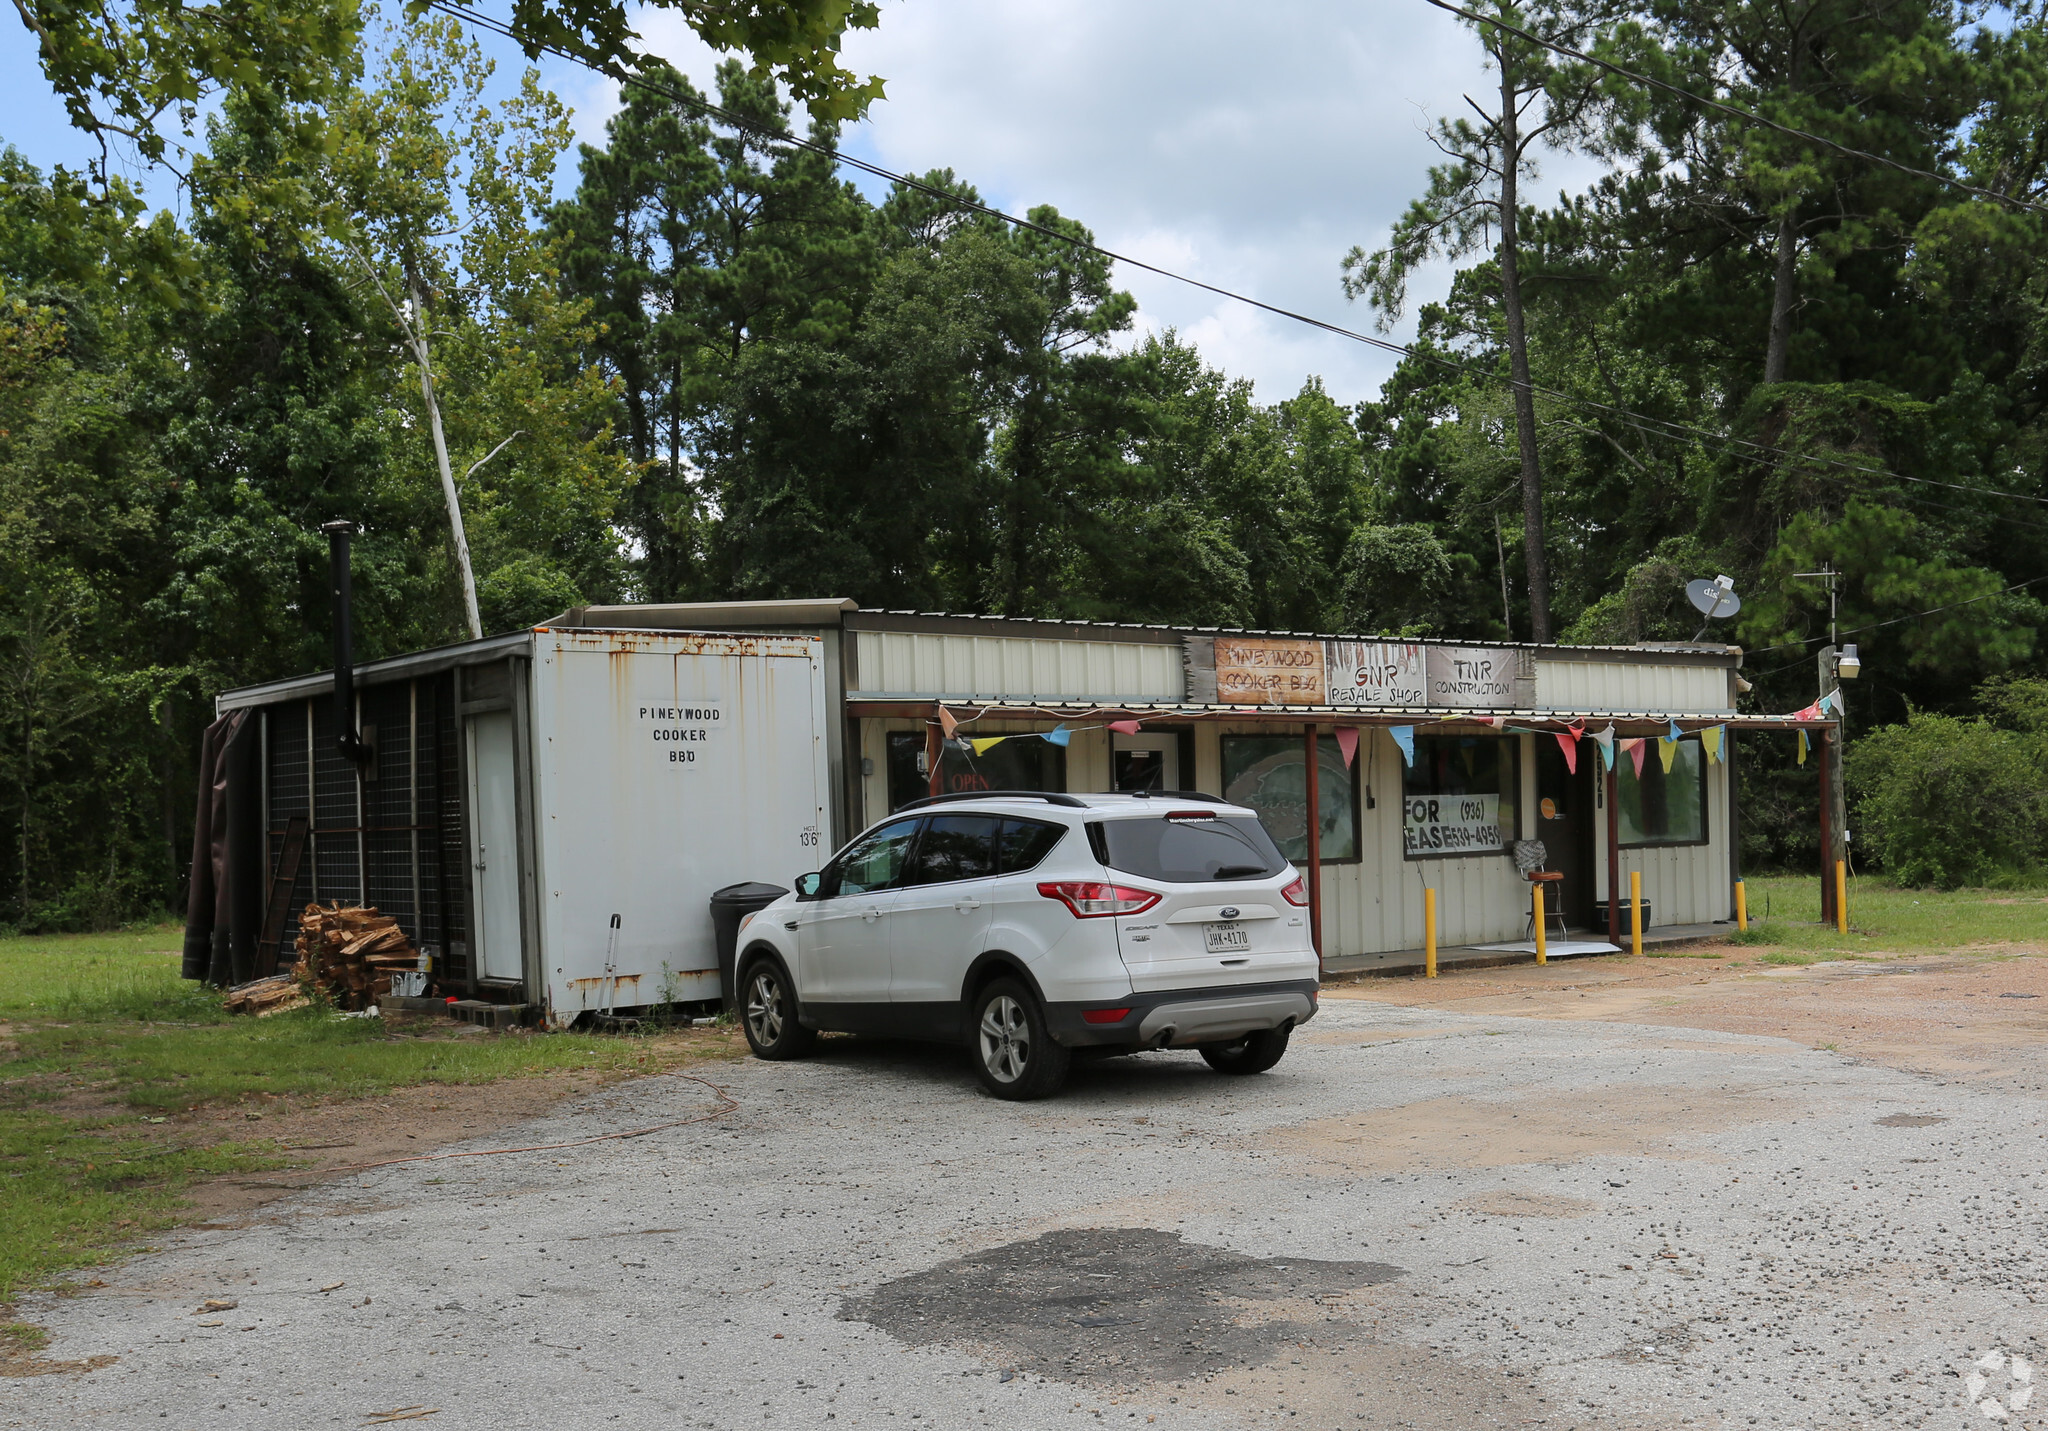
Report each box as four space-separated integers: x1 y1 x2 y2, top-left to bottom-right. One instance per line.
1686 576 1740 640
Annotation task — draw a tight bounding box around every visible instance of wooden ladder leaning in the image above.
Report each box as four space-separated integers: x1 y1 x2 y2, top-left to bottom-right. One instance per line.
258 814 310 975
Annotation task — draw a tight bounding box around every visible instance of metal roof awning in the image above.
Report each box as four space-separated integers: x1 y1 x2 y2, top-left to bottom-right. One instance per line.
846 697 1833 732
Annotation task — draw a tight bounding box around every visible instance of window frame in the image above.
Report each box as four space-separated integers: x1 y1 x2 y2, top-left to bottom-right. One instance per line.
1616 737 1711 849
884 730 1069 813
810 815 925 899
1218 733 1362 866
899 813 1000 889
1400 733 1521 863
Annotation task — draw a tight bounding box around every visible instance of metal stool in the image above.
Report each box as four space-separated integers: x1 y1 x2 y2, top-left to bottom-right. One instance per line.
1512 839 1570 942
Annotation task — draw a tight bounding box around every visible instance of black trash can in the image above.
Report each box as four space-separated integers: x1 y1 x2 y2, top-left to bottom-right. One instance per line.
1598 898 1654 941
709 882 789 1012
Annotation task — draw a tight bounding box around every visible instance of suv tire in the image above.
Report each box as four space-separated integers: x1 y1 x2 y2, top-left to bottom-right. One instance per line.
740 956 815 1061
1199 1024 1291 1075
971 978 1070 1100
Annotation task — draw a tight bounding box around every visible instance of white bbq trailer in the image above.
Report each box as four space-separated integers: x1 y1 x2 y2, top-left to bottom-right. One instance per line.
213 625 833 1027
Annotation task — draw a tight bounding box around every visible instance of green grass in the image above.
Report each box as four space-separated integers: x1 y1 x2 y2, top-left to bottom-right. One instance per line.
1733 874 2048 959
0 922 739 1301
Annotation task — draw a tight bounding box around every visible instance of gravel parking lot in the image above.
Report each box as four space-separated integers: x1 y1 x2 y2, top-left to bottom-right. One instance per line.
8 971 2043 1431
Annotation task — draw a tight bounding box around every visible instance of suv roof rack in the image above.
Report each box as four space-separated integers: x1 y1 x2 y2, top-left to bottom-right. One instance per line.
1128 790 1225 804
896 790 1089 812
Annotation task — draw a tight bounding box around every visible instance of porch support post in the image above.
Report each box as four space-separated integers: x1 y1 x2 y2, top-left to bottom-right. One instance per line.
1304 723 1323 968
1605 759 1621 943
925 714 943 800
1816 724 1834 926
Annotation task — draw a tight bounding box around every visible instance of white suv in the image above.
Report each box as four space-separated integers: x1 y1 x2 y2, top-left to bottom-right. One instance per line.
732 791 1321 1099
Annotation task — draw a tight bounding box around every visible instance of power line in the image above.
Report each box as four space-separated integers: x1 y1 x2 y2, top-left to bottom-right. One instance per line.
1420 0 2048 219
1746 572 2048 668
427 0 2048 515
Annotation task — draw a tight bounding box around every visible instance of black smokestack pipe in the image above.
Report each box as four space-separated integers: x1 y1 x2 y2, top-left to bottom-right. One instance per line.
322 520 368 764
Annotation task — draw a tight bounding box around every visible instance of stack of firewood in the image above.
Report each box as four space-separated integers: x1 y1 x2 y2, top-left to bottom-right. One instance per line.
222 974 309 1017
291 903 426 1009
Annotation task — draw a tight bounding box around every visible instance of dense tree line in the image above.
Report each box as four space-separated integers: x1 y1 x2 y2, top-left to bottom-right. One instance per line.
4 1 2045 926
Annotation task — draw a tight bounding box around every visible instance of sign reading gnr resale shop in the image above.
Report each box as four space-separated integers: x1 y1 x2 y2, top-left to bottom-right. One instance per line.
1191 635 1533 708
1403 793 1504 855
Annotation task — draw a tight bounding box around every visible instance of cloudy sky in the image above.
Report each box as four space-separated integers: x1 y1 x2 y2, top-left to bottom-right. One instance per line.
2 0 1608 404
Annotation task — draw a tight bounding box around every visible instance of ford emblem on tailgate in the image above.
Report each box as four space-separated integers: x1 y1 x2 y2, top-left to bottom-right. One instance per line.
1219 907 1239 919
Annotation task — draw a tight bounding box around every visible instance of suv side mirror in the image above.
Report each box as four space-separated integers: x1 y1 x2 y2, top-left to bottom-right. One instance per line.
794 871 822 899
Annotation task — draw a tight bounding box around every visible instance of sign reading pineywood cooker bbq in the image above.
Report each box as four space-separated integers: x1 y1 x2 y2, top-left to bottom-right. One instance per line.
1212 636 1326 705
1187 635 1535 708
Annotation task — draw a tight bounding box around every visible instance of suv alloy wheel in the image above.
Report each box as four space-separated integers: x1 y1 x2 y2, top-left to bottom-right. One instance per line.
971 977 1070 1100
741 956 816 1060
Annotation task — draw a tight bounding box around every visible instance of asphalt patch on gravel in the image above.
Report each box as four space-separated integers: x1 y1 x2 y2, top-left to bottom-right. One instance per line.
841 1227 1404 1384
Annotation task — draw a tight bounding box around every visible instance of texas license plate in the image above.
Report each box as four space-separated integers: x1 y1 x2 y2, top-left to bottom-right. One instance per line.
1204 921 1251 954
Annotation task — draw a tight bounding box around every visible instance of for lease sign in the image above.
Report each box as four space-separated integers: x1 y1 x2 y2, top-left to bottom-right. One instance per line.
1403 793 1504 856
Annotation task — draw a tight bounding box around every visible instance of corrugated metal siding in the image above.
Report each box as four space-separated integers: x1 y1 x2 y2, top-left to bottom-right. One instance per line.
1538 659 1730 712
262 674 468 985
1596 751 1732 927
852 631 1183 700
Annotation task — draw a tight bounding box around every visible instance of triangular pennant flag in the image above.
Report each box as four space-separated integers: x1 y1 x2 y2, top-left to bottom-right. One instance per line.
1623 737 1647 777
970 736 1007 755
1107 720 1142 735
1793 701 1821 722
1590 724 1616 771
1796 729 1809 765
1335 726 1360 769
1042 725 1072 748
1702 726 1724 764
938 707 959 739
1390 726 1416 766
1658 737 1679 773
1482 715 1505 729
1554 731 1578 775
1668 719 1684 743
1566 719 1586 740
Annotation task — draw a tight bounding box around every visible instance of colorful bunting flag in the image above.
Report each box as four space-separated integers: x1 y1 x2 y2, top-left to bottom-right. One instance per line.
1590 724 1617 771
1796 729 1808 765
1668 719 1684 743
1622 737 1647 777
1555 731 1578 775
1390 726 1416 766
1043 725 1072 748
1107 720 1142 735
938 707 959 739
1335 726 1360 770
1702 726 1724 764
1658 737 1679 773
970 736 1007 756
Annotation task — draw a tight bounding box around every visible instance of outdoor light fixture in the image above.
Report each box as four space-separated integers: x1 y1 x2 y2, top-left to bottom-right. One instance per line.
1837 643 1861 679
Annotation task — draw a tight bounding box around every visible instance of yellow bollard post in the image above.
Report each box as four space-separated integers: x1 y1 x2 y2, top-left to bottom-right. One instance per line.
1424 886 1438 979
1629 869 1644 958
1734 879 1748 932
1533 884 1547 965
1836 859 1848 934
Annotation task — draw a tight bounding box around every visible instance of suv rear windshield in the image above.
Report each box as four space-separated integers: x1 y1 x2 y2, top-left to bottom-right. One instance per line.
1092 814 1289 883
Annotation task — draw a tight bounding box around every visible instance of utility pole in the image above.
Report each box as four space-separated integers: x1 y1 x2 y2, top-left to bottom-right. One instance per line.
1794 566 1858 925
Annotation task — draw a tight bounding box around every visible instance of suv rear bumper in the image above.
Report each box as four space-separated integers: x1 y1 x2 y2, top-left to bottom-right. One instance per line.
1045 978 1318 1048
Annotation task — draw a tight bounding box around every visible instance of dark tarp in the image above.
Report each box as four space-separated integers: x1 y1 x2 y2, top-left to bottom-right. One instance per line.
182 710 263 985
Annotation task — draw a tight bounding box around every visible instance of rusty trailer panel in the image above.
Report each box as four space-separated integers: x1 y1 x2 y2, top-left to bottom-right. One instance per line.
529 628 830 1027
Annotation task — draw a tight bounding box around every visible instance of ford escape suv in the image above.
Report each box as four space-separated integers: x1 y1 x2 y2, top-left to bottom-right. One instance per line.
731 791 1320 1099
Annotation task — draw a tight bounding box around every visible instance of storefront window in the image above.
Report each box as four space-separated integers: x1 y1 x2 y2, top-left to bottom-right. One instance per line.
1402 735 1518 859
1220 735 1357 862
1619 739 1707 846
885 732 1067 813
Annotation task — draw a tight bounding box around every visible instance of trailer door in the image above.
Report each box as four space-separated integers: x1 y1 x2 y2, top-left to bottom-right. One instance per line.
466 711 524 981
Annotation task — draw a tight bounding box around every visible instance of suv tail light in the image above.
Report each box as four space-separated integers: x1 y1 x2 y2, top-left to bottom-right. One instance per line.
1037 881 1161 918
1280 876 1309 907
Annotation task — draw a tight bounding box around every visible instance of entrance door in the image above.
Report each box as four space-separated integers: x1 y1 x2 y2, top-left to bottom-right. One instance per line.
1112 733 1179 792
1534 741 1597 930
466 712 524 981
